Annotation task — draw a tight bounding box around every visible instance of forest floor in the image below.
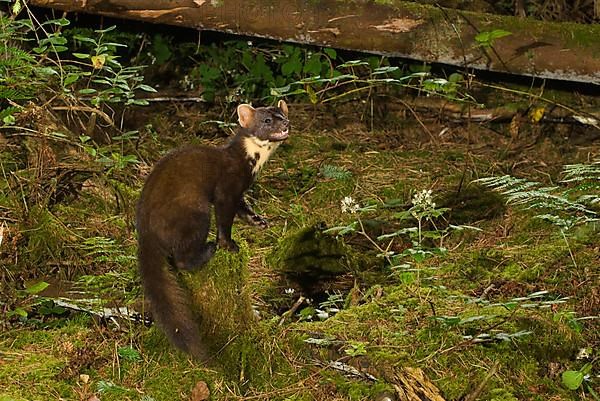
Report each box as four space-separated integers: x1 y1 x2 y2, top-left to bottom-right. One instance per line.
1 74 599 400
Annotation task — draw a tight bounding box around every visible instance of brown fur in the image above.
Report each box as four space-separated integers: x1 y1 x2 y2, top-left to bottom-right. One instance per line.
136 101 289 360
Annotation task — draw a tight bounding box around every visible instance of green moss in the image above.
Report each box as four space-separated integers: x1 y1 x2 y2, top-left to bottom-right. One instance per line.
559 21 600 48
179 234 253 367
268 224 355 279
178 235 296 387
441 184 506 224
323 371 393 400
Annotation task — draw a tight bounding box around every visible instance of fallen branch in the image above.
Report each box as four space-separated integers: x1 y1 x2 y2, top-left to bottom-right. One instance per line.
41 296 151 327
278 296 306 326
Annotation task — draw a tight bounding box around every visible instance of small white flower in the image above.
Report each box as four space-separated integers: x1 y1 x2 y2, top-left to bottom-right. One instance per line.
576 347 591 360
341 196 360 214
412 189 435 209
284 288 295 295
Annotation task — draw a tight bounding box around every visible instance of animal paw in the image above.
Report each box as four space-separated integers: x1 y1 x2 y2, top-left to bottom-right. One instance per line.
219 239 240 253
251 214 269 228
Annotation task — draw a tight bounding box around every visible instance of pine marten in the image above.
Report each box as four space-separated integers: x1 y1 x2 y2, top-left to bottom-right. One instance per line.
136 101 289 360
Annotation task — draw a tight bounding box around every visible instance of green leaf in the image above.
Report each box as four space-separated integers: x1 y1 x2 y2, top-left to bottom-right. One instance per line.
9 307 28 318
475 29 512 47
306 85 317 104
78 88 97 95
38 301 67 316
84 146 97 157
95 25 117 34
324 48 337 60
130 99 149 106
338 60 369 68
72 52 90 59
562 370 584 390
12 0 23 15
281 52 302 77
303 54 322 76
118 346 142 362
137 84 157 93
32 46 48 54
151 34 172 64
72 35 97 45
25 281 49 294
64 73 81 86
41 35 68 46
102 42 128 48
372 66 399 75
448 73 463 83
43 17 70 27
3 115 16 125
37 66 59 76
270 86 306 97
51 46 68 53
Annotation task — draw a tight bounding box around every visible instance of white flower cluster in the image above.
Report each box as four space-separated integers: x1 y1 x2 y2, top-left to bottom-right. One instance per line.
341 196 360 214
412 189 436 209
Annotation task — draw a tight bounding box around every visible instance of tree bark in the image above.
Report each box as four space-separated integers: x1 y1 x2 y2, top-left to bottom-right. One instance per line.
28 0 600 84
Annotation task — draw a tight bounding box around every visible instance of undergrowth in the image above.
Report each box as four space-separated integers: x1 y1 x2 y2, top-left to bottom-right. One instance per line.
0 4 599 401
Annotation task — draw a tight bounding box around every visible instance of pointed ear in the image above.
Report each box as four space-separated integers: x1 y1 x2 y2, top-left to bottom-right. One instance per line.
237 104 256 128
277 100 288 117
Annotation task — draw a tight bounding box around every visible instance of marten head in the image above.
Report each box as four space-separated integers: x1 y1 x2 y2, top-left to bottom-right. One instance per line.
237 100 289 142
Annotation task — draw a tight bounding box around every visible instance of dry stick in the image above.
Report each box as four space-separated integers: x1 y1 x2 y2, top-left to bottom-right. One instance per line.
143 97 205 103
479 83 600 129
463 361 500 401
52 105 114 126
278 296 306 326
397 99 436 142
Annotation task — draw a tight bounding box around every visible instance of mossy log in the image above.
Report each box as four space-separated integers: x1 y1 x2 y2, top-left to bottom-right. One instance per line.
29 0 600 83
267 223 357 296
179 236 256 372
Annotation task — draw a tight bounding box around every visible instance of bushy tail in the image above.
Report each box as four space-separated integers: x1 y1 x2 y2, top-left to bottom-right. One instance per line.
138 237 209 361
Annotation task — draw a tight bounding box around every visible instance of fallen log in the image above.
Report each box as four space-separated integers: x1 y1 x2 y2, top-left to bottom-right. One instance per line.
28 0 600 84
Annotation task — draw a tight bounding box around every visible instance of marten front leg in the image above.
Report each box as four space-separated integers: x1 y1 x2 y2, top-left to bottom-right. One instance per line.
237 198 268 228
215 197 240 252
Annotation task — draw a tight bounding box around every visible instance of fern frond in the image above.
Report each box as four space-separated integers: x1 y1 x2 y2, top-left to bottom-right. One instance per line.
0 106 19 120
475 162 600 231
0 87 35 100
0 46 36 64
562 160 600 183
320 164 352 180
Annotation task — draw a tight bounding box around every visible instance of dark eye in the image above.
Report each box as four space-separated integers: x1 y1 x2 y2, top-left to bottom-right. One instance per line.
264 117 272 124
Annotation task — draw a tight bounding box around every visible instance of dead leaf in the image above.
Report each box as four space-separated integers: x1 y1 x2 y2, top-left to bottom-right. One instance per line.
193 0 206 5
91 55 105 69
87 395 100 401
529 107 545 123
190 381 210 401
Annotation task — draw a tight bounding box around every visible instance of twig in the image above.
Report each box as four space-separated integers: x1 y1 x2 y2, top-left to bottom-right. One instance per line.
278 296 306 326
47 297 151 327
143 96 206 103
463 361 500 401
321 360 377 381
560 229 579 270
52 105 114 126
397 99 436 142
